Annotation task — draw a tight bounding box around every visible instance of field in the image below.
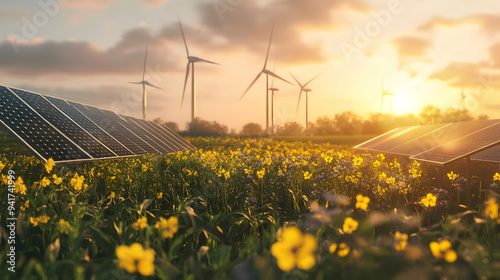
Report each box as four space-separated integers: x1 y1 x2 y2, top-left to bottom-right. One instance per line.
1 135 500 279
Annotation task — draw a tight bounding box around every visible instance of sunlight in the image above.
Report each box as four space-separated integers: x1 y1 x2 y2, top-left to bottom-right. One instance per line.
391 88 417 115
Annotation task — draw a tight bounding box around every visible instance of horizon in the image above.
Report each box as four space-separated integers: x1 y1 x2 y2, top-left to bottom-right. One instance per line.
1 0 499 131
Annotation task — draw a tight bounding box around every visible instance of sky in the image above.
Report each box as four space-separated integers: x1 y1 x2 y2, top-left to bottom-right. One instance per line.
1 0 500 131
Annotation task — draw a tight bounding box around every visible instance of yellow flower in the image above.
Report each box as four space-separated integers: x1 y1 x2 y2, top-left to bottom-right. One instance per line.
52 174 63 185
429 240 457 263
20 200 29 211
244 168 253 175
70 173 85 191
41 177 51 188
271 227 317 271
355 194 370 211
329 243 337 254
447 171 459 181
156 192 163 199
394 231 408 251
14 177 26 195
485 198 499 219
337 152 344 160
45 158 55 173
142 164 148 172
353 156 363 166
133 217 148 230
343 217 358 234
372 160 380 168
59 219 71 234
0 161 5 171
1 174 8 185
108 192 116 199
116 243 155 276
494 173 500 181
385 177 395 185
30 215 50 227
257 168 265 179
379 172 387 181
155 217 178 239
304 171 312 180
224 170 230 179
337 242 350 257
420 193 437 208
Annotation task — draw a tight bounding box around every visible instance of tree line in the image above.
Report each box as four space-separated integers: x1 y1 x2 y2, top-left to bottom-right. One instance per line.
154 105 488 136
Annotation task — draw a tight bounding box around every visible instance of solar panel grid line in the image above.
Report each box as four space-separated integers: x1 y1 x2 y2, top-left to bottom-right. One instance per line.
120 116 176 153
0 86 91 163
129 118 182 151
110 114 168 154
156 123 196 150
354 127 402 150
69 102 147 155
11 88 119 159
97 109 158 154
362 126 420 153
471 145 500 163
6 87 94 161
411 121 500 165
45 97 134 157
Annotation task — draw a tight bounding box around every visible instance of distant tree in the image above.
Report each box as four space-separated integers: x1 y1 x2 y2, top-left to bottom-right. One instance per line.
477 114 489 120
163 122 179 132
187 118 228 136
240 122 264 136
275 122 303 136
334 111 362 135
313 116 336 135
442 108 474 123
419 105 442 124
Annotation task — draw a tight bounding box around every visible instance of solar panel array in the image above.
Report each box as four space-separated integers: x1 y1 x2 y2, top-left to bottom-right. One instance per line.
0 85 195 164
355 119 500 165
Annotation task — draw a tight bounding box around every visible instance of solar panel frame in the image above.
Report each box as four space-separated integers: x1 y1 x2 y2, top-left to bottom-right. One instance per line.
131 118 188 151
120 116 177 153
354 127 408 150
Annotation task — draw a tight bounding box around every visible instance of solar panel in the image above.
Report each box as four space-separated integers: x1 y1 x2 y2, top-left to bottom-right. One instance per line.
0 86 91 162
411 121 500 164
0 85 195 164
471 145 500 163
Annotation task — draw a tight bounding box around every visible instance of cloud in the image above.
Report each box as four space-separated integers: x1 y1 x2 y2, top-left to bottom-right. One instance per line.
0 27 176 77
428 62 500 88
174 0 370 65
143 0 169 7
393 36 431 57
419 14 500 34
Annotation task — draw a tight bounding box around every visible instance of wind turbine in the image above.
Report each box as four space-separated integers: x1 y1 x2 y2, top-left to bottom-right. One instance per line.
459 87 466 111
291 73 320 132
240 25 292 135
179 20 219 124
129 47 164 120
381 79 395 115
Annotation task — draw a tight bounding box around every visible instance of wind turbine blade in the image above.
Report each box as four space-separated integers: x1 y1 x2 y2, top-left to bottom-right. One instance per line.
303 73 321 87
296 90 303 115
178 20 190 57
129 82 143 84
266 71 292 85
263 24 275 69
289 72 303 88
197 58 220 65
240 72 262 100
381 78 384 96
181 62 190 107
142 47 148 81
144 81 164 90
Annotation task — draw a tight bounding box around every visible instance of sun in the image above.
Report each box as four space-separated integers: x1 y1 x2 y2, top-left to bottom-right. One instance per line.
391 88 417 115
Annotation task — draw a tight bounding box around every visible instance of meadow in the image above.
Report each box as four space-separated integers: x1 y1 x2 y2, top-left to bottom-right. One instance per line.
0 135 499 279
